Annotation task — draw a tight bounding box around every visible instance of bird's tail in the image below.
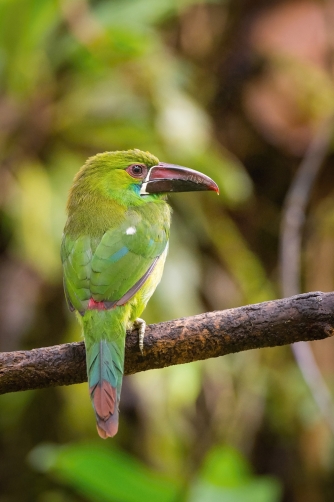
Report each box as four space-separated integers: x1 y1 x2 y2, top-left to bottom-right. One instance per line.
82 309 126 438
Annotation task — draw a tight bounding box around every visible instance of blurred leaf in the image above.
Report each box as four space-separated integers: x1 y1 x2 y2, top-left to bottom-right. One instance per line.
187 446 281 502
6 162 63 281
29 442 181 502
201 445 251 487
188 479 281 502
0 0 58 96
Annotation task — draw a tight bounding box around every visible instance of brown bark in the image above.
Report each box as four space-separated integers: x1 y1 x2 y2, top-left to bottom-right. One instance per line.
1 291 334 395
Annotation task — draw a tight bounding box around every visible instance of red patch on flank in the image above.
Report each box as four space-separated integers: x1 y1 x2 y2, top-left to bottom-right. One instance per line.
88 298 106 310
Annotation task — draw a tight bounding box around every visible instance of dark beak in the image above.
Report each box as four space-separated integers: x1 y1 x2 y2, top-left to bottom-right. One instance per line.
140 163 219 195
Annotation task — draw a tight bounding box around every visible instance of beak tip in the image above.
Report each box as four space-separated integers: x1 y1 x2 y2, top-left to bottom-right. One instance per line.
210 183 219 195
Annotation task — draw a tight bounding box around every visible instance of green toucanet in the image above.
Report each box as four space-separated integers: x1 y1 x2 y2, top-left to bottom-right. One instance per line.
61 149 218 438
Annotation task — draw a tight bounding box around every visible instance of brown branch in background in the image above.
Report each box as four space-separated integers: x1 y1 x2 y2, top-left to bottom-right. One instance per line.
280 117 333 296
1 291 334 395
280 116 334 434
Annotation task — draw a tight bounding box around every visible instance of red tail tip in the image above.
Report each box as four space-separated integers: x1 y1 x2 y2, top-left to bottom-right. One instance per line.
97 421 118 438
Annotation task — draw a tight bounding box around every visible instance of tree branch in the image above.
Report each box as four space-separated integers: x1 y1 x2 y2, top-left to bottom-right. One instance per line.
1 291 334 395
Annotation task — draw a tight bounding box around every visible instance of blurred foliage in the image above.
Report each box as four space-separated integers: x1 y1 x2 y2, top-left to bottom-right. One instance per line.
1 0 334 501
28 442 280 502
189 445 281 502
29 442 181 502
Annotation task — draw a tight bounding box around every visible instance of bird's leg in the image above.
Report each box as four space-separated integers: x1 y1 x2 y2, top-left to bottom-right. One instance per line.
133 318 146 354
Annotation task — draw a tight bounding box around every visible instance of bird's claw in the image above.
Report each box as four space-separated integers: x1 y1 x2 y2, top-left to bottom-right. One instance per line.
134 318 146 354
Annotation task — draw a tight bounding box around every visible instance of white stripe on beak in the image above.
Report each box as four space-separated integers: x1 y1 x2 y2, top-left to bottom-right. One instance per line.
140 167 153 195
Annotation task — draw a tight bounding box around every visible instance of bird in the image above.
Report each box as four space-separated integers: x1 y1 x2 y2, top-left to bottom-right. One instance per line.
61 149 218 438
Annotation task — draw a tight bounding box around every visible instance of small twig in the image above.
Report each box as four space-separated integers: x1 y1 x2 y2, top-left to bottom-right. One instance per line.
1 292 334 395
280 116 334 434
280 117 333 296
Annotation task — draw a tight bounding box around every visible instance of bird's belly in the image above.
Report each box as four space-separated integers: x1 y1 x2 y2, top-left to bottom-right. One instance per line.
128 244 168 322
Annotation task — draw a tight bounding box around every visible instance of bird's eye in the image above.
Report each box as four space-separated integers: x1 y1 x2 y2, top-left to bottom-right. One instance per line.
126 164 147 179
132 165 143 174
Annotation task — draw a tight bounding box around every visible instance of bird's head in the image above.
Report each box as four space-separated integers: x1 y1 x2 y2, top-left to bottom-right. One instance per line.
71 149 219 200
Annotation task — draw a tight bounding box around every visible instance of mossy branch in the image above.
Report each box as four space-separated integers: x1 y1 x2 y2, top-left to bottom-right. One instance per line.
1 291 334 395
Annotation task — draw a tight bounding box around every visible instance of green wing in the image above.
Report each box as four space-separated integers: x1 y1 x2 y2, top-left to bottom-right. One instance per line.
61 234 92 313
61 205 169 313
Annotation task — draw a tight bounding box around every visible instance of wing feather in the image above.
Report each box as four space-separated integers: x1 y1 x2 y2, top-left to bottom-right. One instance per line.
62 202 170 313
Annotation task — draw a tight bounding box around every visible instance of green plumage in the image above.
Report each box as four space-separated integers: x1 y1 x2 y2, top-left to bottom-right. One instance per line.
62 150 171 437
62 148 217 438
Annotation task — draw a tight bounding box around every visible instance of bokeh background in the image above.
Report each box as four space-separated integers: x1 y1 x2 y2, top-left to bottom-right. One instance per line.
1 0 334 501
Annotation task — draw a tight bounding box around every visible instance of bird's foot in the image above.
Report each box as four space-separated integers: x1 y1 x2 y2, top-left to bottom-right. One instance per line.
134 318 146 355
